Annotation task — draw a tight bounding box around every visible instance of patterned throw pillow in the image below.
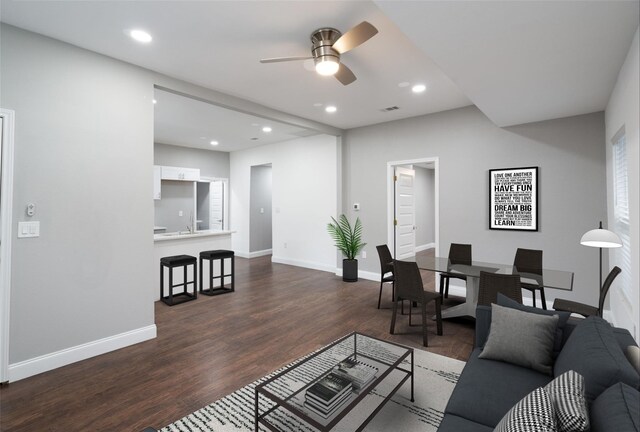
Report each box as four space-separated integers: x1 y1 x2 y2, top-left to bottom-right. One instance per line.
545 371 589 432
494 387 557 432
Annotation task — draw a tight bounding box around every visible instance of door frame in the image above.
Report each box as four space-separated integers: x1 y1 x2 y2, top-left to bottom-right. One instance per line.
0 109 15 383
387 157 439 259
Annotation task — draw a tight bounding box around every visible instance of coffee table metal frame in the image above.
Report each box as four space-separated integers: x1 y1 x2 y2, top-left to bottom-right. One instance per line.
254 332 414 432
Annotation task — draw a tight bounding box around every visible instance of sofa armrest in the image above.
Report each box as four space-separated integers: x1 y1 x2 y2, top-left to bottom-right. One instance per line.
475 305 492 348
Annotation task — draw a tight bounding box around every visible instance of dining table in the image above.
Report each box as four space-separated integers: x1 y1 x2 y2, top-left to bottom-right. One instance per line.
415 256 575 319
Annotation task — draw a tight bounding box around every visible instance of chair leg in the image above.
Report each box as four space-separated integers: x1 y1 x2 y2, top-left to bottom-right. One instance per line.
377 280 383 309
439 275 445 300
409 301 412 326
390 299 398 335
435 298 443 336
445 277 450 298
391 282 395 303
421 301 428 347
539 288 547 310
531 289 537 308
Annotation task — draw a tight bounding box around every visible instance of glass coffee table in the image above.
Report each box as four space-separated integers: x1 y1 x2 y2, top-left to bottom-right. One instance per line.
254 332 414 431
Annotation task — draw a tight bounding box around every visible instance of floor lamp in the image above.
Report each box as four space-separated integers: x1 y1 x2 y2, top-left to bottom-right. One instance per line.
580 221 622 289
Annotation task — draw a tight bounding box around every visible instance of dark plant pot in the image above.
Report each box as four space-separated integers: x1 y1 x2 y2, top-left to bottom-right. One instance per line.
343 259 358 282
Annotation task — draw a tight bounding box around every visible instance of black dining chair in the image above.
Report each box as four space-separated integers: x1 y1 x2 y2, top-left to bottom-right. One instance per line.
390 260 443 347
553 266 621 318
439 243 472 299
478 271 523 307
513 248 546 309
376 245 395 309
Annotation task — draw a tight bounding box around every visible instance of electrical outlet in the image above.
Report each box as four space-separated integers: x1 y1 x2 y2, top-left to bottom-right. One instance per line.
362 251 367 259
178 210 183 217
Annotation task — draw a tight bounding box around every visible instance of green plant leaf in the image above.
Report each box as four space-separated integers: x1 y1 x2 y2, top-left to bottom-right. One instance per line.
327 214 366 260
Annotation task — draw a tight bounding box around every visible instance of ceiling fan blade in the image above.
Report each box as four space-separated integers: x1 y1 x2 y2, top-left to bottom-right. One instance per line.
335 63 356 86
260 56 313 64
332 21 378 54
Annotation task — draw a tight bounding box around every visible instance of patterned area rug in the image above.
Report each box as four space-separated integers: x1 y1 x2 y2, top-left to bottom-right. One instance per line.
161 342 465 432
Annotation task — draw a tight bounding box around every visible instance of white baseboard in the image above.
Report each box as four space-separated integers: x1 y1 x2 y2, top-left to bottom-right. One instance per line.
271 256 335 274
415 243 435 253
8 324 157 382
234 251 250 258
247 249 272 258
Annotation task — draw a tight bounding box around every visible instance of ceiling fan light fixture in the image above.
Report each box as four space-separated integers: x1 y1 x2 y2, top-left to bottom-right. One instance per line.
315 58 340 76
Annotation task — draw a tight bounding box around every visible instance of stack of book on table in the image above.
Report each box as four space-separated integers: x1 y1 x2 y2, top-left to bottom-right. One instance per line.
304 372 353 419
332 358 378 391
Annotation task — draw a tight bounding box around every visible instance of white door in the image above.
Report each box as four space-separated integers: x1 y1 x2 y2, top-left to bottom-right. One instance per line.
210 180 224 230
394 166 416 260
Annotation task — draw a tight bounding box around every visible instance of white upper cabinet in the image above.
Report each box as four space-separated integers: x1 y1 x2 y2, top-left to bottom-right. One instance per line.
161 166 200 182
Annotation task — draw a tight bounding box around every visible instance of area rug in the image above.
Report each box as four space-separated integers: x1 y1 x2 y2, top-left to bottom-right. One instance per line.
161 343 465 432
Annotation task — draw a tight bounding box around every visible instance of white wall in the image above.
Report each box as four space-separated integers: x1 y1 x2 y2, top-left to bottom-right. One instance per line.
231 135 339 271
343 106 607 308
605 27 639 340
0 25 156 377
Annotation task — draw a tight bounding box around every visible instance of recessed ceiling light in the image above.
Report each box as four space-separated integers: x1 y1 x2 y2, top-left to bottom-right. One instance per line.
412 84 427 93
325 106 337 113
210 140 219 146
152 99 157 104
129 29 152 43
262 126 272 133
398 82 410 88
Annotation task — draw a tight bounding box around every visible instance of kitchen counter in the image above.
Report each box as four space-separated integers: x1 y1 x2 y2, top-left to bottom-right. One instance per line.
154 229 234 242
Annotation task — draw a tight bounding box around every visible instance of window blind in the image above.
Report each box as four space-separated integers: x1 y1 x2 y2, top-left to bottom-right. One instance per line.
612 133 631 301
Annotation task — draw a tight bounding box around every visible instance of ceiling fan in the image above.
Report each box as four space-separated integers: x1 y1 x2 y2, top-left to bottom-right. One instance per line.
260 21 378 86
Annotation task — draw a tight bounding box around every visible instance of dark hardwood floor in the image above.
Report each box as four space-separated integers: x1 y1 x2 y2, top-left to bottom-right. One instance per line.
0 250 474 431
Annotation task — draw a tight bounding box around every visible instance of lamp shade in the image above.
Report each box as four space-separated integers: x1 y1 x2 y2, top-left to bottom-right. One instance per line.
580 228 622 248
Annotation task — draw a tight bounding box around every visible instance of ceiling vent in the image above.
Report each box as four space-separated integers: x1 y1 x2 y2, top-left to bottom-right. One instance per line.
380 106 400 112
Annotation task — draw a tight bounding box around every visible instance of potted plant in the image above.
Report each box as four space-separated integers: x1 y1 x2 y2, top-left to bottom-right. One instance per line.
327 214 366 282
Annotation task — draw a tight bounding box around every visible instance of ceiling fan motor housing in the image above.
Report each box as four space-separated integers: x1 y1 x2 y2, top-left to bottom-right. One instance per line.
311 28 341 65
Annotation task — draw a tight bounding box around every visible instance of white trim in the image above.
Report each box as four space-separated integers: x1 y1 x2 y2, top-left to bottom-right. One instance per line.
387 158 439 259
247 249 272 258
335 268 380 282
0 109 15 384
415 243 435 253
271 256 335 274
8 325 157 382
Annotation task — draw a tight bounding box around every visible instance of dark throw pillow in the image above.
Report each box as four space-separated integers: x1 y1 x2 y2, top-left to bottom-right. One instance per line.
479 303 558 375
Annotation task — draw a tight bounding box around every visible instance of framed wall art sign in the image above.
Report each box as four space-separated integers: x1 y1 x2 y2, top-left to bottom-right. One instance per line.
489 166 538 231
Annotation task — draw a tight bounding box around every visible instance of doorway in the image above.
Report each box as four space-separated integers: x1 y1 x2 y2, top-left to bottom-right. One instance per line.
387 157 439 260
0 109 15 383
249 164 273 257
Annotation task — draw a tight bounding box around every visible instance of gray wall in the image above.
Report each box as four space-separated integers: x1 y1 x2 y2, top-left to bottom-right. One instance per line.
1 25 155 363
154 142 229 178
154 182 195 232
414 166 435 247
249 165 273 252
343 106 607 307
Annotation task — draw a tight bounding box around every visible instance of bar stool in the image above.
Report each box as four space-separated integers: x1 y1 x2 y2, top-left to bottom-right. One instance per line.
199 250 235 296
160 254 197 306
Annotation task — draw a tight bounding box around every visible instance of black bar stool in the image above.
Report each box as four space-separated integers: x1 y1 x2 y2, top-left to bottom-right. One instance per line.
160 254 197 306
199 250 235 296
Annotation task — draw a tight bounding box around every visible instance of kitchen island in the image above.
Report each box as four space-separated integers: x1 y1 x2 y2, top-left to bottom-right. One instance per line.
154 230 234 301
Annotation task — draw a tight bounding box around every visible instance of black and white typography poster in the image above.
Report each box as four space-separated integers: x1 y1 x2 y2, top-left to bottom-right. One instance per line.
489 167 538 231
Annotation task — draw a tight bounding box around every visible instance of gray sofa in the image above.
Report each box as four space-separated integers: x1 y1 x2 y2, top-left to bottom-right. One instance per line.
438 300 640 431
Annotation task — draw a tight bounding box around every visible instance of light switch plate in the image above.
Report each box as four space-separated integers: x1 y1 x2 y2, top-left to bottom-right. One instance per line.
18 221 40 238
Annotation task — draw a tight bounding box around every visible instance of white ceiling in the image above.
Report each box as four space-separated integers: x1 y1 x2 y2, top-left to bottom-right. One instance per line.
376 0 640 127
0 0 471 131
154 89 317 152
1 0 637 137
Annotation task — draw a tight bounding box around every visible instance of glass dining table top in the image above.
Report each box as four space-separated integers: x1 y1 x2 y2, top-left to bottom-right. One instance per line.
415 256 574 291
